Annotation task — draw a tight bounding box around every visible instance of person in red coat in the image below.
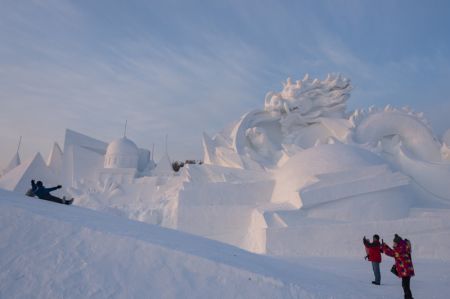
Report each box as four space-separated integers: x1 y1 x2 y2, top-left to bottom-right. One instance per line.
363 234 382 285
382 234 415 299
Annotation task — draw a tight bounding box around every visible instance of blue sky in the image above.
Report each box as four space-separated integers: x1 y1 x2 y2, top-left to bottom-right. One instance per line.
1 0 450 167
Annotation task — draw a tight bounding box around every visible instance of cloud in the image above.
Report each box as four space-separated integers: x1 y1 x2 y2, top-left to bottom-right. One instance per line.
1 0 449 168
0 2 269 166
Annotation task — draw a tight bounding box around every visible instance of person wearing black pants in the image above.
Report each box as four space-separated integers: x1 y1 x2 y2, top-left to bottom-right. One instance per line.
30 180 73 205
402 277 413 299
382 234 415 299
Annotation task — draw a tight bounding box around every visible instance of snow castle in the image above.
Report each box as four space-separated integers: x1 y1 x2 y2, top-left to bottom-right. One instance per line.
2 73 450 258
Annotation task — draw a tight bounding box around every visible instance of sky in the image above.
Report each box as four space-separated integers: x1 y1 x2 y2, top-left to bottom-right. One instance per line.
1 0 450 168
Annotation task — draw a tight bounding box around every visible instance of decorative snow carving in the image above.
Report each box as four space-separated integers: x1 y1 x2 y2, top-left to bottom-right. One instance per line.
203 74 353 169
245 127 277 159
264 74 351 119
202 73 450 202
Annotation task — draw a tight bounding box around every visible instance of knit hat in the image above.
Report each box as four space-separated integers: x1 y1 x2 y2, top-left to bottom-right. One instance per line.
393 234 402 243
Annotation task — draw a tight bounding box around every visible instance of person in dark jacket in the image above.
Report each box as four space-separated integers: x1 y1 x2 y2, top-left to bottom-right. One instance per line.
25 185 36 197
363 234 382 285
382 234 415 299
30 180 73 205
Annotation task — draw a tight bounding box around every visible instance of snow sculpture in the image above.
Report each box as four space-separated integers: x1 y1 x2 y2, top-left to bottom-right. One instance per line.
203 73 450 203
351 107 450 199
202 74 353 170
0 153 58 193
97 137 140 186
443 129 450 146
264 74 351 118
354 110 441 162
104 137 139 169
2 151 21 176
442 129 450 160
47 142 63 177
2 137 22 176
2 73 450 257
152 152 173 177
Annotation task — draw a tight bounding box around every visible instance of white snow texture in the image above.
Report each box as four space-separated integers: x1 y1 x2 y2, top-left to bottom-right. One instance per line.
1 74 450 299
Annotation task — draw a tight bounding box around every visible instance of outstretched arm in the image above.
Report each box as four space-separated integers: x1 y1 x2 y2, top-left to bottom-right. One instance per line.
363 236 370 246
46 185 62 192
382 243 394 257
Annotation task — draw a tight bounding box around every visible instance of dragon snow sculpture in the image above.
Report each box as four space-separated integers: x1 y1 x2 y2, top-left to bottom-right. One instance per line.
202 74 450 200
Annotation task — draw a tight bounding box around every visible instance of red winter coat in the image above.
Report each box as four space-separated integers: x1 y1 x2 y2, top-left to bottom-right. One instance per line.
383 240 415 278
364 238 382 263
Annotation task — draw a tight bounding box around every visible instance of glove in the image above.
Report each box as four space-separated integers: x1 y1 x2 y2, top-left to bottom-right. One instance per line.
364 255 368 260
31 180 35 184
57 185 62 189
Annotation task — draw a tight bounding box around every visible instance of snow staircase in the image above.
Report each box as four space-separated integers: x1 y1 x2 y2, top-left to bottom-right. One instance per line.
300 164 410 208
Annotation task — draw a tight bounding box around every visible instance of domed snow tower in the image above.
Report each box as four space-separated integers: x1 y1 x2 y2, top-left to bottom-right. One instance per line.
104 137 139 169
97 136 141 185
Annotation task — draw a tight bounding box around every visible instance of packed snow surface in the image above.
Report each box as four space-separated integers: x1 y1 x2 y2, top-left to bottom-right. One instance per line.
1 190 450 299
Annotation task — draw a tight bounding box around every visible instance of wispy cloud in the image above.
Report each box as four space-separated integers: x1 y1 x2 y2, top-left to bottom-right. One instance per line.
0 2 268 164
1 1 449 168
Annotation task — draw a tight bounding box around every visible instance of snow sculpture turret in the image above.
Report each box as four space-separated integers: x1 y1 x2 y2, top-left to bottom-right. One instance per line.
97 136 140 186
104 137 139 169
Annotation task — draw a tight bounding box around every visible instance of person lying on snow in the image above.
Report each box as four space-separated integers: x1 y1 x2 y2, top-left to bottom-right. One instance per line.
27 180 73 205
363 234 382 285
382 234 415 299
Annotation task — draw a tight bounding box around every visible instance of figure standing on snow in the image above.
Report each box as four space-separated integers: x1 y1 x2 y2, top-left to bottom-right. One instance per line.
382 234 415 299
28 180 73 205
363 234 382 285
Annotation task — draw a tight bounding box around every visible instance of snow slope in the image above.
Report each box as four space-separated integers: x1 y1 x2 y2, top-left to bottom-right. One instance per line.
0 189 370 299
2 189 450 299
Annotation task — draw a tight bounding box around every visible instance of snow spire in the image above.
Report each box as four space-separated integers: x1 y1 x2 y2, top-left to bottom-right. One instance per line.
47 142 63 176
123 120 128 138
152 143 155 161
16 136 22 155
153 134 173 176
2 136 22 175
165 134 169 157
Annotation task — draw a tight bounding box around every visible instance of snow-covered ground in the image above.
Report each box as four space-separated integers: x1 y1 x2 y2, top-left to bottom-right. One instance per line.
2 74 450 298
1 189 449 299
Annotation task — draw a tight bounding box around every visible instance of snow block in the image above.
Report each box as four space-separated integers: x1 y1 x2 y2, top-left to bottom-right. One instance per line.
176 180 274 253
300 165 410 208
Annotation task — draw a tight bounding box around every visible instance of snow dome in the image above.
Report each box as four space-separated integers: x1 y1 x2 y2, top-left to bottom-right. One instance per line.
104 137 139 169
